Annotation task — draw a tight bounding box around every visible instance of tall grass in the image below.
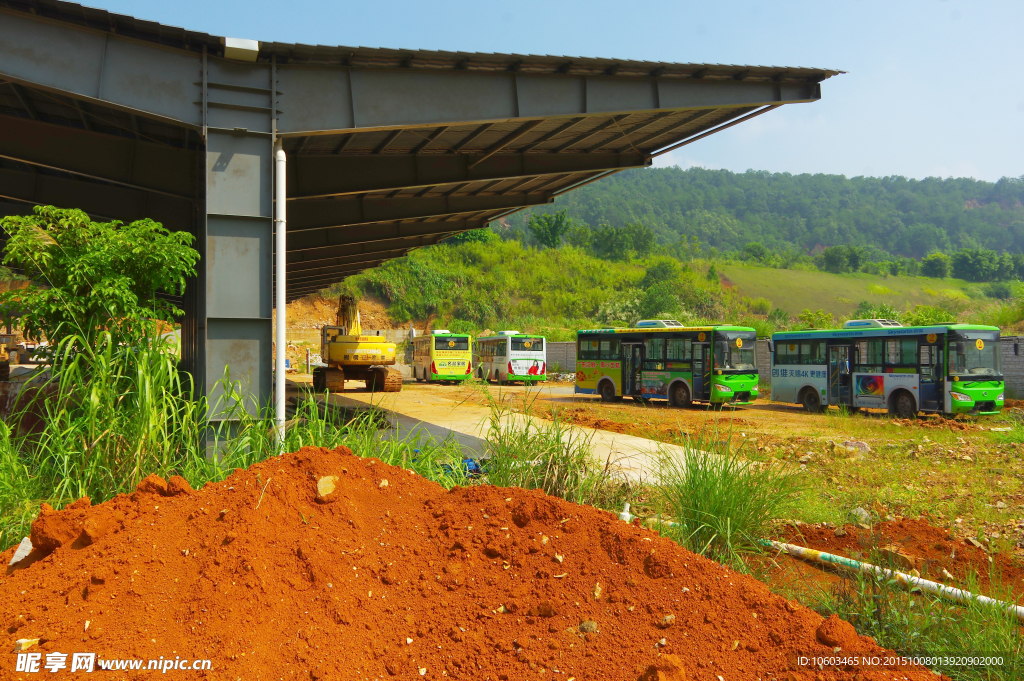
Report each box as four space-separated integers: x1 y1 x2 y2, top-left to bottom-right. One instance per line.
654 431 803 568
0 332 464 551
480 386 633 510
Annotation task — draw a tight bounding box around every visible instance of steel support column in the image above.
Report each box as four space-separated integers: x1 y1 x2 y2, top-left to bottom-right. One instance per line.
197 51 274 420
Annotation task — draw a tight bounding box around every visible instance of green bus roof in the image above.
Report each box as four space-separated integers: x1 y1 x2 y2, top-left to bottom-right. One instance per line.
773 323 999 340
577 325 755 335
476 334 546 340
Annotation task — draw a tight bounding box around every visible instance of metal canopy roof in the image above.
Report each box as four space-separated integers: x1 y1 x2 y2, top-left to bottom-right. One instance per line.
0 0 842 84
0 1 841 305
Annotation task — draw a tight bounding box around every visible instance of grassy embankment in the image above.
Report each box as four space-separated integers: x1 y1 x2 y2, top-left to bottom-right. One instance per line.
312 240 1024 340
717 262 978 317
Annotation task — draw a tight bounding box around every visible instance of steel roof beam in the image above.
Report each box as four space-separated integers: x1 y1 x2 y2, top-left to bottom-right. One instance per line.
277 70 821 135
7 82 37 120
0 166 193 232
287 152 648 200
613 108 723 152
287 222 475 254
285 246 411 270
551 115 629 153
287 192 551 233
277 261 387 285
0 114 196 198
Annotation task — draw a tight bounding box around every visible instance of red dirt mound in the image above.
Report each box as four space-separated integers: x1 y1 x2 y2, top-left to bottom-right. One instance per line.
0 447 945 680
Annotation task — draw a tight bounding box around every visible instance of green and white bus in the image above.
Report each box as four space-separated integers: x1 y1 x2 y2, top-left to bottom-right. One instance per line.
575 321 760 406
771 320 1003 417
412 330 473 383
474 331 547 384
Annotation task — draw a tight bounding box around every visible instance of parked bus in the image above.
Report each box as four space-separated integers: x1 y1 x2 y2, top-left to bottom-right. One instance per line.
474 331 547 384
575 320 760 406
412 330 473 383
771 320 1003 417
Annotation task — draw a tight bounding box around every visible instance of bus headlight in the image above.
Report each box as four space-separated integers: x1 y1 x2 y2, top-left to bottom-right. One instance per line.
950 391 970 402
997 393 1004 402
715 384 733 393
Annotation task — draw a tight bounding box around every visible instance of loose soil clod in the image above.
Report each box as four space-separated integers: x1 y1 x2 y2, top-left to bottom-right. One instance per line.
0 447 947 679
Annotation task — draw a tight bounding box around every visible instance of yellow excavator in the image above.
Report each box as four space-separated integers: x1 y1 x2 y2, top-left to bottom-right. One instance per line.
312 295 403 393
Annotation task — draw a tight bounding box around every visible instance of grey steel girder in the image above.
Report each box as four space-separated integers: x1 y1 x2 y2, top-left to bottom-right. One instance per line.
0 9 820 134
287 192 551 232
286 152 649 200
287 221 480 254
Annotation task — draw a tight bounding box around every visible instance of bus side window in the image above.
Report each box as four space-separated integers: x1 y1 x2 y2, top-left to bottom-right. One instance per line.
667 339 689 361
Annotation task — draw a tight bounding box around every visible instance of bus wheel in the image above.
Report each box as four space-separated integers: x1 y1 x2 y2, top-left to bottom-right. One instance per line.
599 380 617 402
891 392 917 419
669 383 691 408
802 389 823 413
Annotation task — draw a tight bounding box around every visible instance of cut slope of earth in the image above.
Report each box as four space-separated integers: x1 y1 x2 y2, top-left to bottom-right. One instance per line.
1 447 945 680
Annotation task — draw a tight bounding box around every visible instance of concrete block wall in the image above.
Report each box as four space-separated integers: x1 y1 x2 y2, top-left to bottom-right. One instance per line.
1001 337 1024 399
547 342 577 372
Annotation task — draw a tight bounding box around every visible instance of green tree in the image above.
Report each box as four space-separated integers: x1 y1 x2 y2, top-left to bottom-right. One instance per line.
0 206 199 352
591 221 656 261
902 305 956 326
639 281 681 319
527 210 573 249
443 228 497 246
565 225 594 250
820 245 851 273
640 258 685 289
853 301 901 321
741 241 769 263
920 252 950 278
797 309 835 329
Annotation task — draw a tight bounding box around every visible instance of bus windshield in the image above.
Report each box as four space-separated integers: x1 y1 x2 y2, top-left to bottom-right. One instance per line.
950 336 1000 377
435 337 469 351
511 337 543 352
715 332 757 371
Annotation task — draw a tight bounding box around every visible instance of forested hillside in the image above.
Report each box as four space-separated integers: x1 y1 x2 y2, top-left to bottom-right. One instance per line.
504 167 1024 258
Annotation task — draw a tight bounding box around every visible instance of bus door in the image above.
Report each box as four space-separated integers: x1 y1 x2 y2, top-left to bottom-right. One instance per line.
692 343 711 400
621 343 644 397
918 341 943 411
827 345 853 406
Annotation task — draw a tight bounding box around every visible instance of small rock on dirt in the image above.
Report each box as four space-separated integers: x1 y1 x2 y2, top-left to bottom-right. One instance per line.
638 653 686 681
833 527 848 538
877 544 917 571
798 454 812 464
578 620 598 634
167 476 194 496
965 537 984 549
316 475 339 503
816 614 859 648
657 614 675 629
843 440 871 453
849 507 871 525
136 475 168 496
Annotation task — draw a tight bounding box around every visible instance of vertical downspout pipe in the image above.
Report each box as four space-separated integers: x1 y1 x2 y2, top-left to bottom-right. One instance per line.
274 140 287 442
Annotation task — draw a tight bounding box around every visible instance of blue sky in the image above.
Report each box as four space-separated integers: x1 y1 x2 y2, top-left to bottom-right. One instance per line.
98 0 1021 182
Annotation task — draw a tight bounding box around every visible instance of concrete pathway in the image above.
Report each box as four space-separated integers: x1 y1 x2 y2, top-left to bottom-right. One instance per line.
292 380 688 482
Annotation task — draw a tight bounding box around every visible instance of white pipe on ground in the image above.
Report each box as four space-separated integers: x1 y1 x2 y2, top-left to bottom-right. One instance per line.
274 140 287 443
768 539 1024 623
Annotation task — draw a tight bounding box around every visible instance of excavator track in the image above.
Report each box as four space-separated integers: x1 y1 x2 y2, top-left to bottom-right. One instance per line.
367 367 403 393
